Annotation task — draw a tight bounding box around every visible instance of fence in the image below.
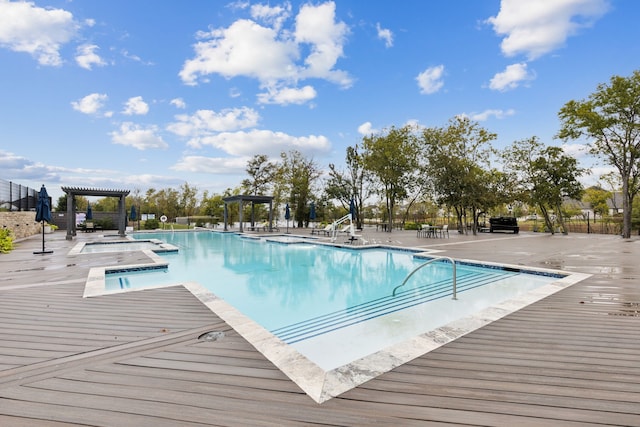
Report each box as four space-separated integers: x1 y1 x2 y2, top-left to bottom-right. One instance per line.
0 179 38 211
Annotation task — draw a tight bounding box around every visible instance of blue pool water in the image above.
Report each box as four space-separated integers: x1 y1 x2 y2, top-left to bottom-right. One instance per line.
107 232 561 348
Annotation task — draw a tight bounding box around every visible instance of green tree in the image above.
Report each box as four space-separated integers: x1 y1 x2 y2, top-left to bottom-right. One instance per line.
503 137 584 234
241 154 277 195
155 188 180 221
199 191 225 225
362 125 419 232
277 150 321 227
421 116 498 234
325 144 370 228
179 182 198 221
557 70 640 238
583 186 611 221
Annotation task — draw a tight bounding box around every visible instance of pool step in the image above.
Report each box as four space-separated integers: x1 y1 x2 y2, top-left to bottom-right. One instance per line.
273 270 517 344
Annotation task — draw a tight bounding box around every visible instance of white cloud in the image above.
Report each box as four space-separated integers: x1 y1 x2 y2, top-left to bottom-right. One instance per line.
75 44 106 70
416 65 445 94
250 2 291 31
357 122 378 135
487 0 609 60
179 1 351 104
170 98 186 109
376 23 393 48
71 93 110 116
167 107 261 147
257 85 317 105
489 62 535 91
122 96 149 115
110 122 168 150
196 129 331 158
467 108 516 121
294 2 351 86
171 156 248 174
0 0 79 66
562 142 590 159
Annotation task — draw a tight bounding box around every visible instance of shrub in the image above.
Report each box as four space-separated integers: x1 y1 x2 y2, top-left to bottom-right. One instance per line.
95 218 114 230
403 222 420 230
144 218 160 230
0 229 13 253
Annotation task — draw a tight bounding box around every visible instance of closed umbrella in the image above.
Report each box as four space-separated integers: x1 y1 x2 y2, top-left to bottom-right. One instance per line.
309 202 316 221
34 185 53 255
130 205 137 221
86 202 93 220
285 203 290 233
349 198 356 221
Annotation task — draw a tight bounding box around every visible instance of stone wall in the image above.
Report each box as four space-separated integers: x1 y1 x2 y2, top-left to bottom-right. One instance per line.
0 211 43 239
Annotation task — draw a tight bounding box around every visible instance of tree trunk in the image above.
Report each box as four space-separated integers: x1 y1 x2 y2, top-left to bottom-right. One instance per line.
540 205 555 235
555 203 568 235
622 179 632 238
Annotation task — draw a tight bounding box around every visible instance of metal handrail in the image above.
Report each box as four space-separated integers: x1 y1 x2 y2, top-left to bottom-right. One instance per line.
392 256 457 299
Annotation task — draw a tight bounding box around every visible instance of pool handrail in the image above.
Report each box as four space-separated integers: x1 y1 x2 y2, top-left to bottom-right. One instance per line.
393 256 457 299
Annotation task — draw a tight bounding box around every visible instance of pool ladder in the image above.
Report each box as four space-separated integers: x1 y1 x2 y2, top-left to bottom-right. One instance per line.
393 256 457 299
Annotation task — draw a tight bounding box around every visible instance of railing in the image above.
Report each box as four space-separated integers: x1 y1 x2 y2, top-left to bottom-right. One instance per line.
0 179 38 211
330 213 353 242
392 256 457 299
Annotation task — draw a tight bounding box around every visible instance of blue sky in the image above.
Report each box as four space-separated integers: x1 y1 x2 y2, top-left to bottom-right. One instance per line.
1 0 638 202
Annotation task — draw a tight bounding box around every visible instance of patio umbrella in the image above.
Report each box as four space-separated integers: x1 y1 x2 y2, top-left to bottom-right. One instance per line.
349 198 356 220
309 202 316 221
130 205 137 222
34 184 53 255
86 202 93 220
285 203 290 233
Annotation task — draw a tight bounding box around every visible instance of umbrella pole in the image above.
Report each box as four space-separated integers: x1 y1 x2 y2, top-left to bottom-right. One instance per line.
33 221 53 255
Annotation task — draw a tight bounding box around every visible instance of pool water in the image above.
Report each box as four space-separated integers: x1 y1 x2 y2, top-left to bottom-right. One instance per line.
106 231 562 370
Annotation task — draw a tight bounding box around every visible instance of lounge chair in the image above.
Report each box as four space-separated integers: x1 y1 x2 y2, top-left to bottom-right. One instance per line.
84 222 95 232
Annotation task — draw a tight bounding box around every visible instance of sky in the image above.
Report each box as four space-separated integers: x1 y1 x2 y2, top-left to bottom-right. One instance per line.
1 0 638 203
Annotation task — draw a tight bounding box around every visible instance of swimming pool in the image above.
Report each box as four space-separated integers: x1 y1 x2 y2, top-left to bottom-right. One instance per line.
86 230 586 402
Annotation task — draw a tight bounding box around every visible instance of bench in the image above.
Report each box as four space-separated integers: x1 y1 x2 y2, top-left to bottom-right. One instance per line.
489 217 519 234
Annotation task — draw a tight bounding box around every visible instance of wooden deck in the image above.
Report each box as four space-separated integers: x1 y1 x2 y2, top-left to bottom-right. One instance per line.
1 230 639 426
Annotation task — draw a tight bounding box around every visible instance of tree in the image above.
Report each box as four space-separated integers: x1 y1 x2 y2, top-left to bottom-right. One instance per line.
277 150 321 227
179 182 198 221
241 154 277 195
583 186 611 221
362 125 419 232
421 116 498 234
557 70 640 238
325 144 371 228
503 137 584 234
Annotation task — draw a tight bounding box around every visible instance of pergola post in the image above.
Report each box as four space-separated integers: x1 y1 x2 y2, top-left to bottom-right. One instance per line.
66 193 74 240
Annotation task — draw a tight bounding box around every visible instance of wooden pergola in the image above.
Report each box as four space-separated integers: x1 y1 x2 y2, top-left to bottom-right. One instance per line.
61 186 130 240
222 195 274 232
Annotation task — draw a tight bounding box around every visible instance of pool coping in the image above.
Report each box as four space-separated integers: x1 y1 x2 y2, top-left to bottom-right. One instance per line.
81 235 591 403
69 236 179 256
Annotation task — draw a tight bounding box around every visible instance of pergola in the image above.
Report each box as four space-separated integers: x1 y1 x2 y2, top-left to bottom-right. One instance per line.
61 186 130 240
222 195 274 232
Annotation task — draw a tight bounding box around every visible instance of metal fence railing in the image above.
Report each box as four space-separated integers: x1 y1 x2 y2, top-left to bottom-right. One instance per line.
0 178 38 211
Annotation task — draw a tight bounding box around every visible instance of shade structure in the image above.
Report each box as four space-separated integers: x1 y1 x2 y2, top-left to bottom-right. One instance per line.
130 205 137 221
309 202 316 220
86 203 93 220
34 185 53 255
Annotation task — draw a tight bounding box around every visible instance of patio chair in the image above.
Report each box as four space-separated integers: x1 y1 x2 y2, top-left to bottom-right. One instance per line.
439 224 449 238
